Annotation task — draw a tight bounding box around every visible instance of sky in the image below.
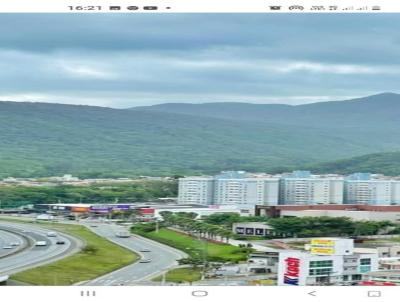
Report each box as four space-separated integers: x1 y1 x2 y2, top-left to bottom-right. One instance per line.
0 13 399 108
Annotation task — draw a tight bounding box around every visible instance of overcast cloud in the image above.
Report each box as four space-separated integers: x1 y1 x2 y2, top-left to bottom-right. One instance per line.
0 14 399 108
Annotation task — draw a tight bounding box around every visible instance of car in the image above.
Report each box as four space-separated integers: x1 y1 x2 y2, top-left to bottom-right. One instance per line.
10 242 20 246
56 240 66 245
47 231 57 237
2 246 13 249
90 225 98 228
139 249 151 252
139 259 152 263
35 241 47 246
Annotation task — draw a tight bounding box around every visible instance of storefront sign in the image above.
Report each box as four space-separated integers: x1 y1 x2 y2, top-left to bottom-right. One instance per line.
283 257 300 285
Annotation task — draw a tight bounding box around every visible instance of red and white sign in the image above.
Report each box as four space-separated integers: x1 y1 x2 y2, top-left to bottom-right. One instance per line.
283 257 300 285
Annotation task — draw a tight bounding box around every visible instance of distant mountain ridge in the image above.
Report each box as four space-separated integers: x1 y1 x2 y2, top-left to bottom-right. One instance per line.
131 93 400 128
1 93 400 177
302 151 400 176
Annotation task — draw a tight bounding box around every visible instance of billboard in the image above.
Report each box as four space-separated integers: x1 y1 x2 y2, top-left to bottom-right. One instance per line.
310 239 336 255
311 239 334 246
89 205 111 213
139 208 155 215
111 205 131 211
71 206 90 213
310 247 335 255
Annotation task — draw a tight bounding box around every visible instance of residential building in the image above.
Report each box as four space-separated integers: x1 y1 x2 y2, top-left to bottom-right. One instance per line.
213 171 279 206
344 173 400 205
177 176 214 205
279 171 344 205
178 171 279 206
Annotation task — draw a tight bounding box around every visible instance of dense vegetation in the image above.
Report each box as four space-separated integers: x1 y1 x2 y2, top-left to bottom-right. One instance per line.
301 151 400 176
267 216 396 237
202 212 268 227
2 93 400 177
160 213 399 238
0 180 177 208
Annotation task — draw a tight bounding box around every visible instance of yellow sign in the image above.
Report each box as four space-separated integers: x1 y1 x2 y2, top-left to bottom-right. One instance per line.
310 247 335 255
311 239 334 246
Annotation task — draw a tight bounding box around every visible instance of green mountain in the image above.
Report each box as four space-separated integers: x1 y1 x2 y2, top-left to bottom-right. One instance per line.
1 93 400 178
133 93 400 129
302 151 400 176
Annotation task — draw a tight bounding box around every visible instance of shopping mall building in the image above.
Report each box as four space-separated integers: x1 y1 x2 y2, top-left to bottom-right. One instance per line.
278 238 379 286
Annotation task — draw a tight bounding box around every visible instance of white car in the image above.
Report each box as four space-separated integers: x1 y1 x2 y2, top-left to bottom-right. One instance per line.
139 259 152 263
10 242 20 246
35 241 47 246
2 246 13 249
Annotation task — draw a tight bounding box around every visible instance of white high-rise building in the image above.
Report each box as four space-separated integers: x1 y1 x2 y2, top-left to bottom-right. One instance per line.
178 171 279 206
279 171 344 205
213 172 279 206
344 173 400 205
177 176 214 205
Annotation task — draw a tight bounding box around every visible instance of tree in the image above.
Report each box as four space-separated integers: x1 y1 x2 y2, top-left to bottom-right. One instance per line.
82 245 99 255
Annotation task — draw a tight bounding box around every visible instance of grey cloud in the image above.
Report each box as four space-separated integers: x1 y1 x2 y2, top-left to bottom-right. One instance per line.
0 14 400 107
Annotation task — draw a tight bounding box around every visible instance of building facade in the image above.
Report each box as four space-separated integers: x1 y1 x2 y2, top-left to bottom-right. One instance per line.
178 171 279 206
277 238 379 286
279 171 344 205
344 173 400 205
232 222 274 237
178 171 400 206
177 176 214 205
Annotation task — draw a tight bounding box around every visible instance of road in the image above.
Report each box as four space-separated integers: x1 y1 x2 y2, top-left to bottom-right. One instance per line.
0 221 83 276
0 229 26 258
83 223 187 286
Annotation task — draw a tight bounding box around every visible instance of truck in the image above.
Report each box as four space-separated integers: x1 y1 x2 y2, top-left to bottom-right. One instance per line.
116 231 130 238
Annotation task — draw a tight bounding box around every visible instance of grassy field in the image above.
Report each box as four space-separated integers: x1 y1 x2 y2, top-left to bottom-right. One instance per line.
134 228 248 262
152 267 202 283
10 222 138 285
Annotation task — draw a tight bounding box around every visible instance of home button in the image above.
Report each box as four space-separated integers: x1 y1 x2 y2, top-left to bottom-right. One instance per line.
192 290 208 297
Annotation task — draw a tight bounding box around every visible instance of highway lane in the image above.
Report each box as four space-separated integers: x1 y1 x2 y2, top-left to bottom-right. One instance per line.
0 230 26 257
84 223 187 286
0 221 83 276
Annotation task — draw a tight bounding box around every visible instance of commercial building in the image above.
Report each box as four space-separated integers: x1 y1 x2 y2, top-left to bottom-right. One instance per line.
344 173 400 205
363 271 400 285
255 204 400 222
247 252 280 274
178 171 279 206
33 203 248 219
278 238 379 286
279 171 344 205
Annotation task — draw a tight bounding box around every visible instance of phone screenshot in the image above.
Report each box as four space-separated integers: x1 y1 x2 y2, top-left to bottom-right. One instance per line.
0 0 399 301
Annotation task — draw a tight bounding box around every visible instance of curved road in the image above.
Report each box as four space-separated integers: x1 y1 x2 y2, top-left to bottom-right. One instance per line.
0 229 26 258
0 221 83 276
83 223 187 286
